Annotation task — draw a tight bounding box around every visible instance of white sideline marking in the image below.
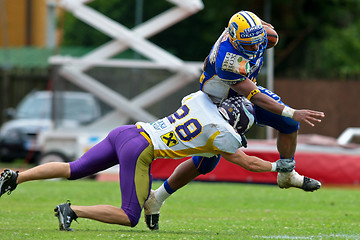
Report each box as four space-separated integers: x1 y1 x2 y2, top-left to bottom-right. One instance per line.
254 234 360 239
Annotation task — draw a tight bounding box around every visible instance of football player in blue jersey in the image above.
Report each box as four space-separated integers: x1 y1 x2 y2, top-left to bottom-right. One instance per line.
144 10 325 230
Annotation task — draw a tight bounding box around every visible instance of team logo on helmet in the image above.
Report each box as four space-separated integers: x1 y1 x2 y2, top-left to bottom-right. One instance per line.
239 25 263 39
228 22 238 39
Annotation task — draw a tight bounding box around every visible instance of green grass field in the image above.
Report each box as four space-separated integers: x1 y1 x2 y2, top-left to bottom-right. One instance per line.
0 179 359 239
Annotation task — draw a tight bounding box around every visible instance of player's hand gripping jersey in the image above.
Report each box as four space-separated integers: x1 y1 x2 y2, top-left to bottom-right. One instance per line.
137 91 245 159
200 28 265 103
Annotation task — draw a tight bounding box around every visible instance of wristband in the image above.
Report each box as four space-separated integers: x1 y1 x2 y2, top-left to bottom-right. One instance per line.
246 89 260 101
271 162 277 172
281 106 295 118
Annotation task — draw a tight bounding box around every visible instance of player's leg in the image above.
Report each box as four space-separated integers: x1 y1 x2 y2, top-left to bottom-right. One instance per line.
54 200 131 231
255 86 321 191
1 131 118 193
55 126 152 231
1 162 72 198
144 159 199 230
116 125 154 227
276 131 308 189
1 152 118 198
167 158 201 189
53 126 139 231
277 131 297 159
70 204 131 225
55 125 153 230
275 130 320 191
3 126 137 231
154 155 220 200
4 126 121 192
19 162 71 183
144 155 220 230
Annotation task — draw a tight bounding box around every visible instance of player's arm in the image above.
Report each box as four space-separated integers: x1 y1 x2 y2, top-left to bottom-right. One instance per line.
220 149 295 173
231 78 284 114
230 79 325 127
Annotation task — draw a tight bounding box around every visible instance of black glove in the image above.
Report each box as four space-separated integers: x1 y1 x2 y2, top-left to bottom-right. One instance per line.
275 158 295 172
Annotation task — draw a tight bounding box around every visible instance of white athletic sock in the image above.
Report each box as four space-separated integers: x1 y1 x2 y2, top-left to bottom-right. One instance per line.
277 170 305 188
278 170 304 187
289 170 304 187
154 184 171 203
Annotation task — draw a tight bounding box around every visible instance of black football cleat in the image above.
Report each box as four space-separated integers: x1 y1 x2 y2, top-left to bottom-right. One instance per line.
144 190 163 230
302 176 321 192
0 169 19 198
54 200 78 231
278 171 321 192
145 214 160 230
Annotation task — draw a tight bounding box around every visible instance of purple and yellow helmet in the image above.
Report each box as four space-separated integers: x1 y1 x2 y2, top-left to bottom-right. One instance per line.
218 95 255 135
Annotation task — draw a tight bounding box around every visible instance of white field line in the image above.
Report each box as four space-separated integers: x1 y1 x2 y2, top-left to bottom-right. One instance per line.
253 234 360 239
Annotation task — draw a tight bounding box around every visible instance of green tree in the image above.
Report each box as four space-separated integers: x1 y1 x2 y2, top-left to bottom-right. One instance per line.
60 0 360 79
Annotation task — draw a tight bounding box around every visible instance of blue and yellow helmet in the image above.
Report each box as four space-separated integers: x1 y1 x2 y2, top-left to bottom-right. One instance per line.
228 11 268 59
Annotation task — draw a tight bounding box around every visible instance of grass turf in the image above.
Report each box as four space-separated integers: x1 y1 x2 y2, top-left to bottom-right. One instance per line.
0 179 359 239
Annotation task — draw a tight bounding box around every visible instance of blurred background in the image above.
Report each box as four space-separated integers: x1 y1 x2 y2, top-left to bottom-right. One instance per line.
0 0 359 167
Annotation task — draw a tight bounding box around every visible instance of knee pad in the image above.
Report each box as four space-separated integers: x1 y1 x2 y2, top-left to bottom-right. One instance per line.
274 114 299 134
192 155 221 175
281 116 299 134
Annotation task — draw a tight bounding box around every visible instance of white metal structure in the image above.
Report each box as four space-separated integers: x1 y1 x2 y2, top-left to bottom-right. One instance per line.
337 128 360 145
50 0 204 129
38 0 204 163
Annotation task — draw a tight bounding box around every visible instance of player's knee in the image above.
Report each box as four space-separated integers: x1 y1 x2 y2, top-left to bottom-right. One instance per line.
128 214 140 227
281 117 299 134
122 208 141 227
192 155 221 175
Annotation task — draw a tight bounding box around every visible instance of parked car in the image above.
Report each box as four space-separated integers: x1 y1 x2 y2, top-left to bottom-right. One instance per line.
0 90 101 162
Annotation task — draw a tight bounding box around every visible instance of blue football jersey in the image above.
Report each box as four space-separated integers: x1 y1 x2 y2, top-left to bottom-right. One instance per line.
200 29 264 103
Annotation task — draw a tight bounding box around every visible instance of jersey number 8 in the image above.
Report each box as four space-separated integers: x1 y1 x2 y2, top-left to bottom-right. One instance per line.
167 105 203 142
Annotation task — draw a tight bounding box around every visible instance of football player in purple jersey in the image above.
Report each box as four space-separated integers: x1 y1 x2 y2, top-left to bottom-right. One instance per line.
0 92 295 231
144 10 325 230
